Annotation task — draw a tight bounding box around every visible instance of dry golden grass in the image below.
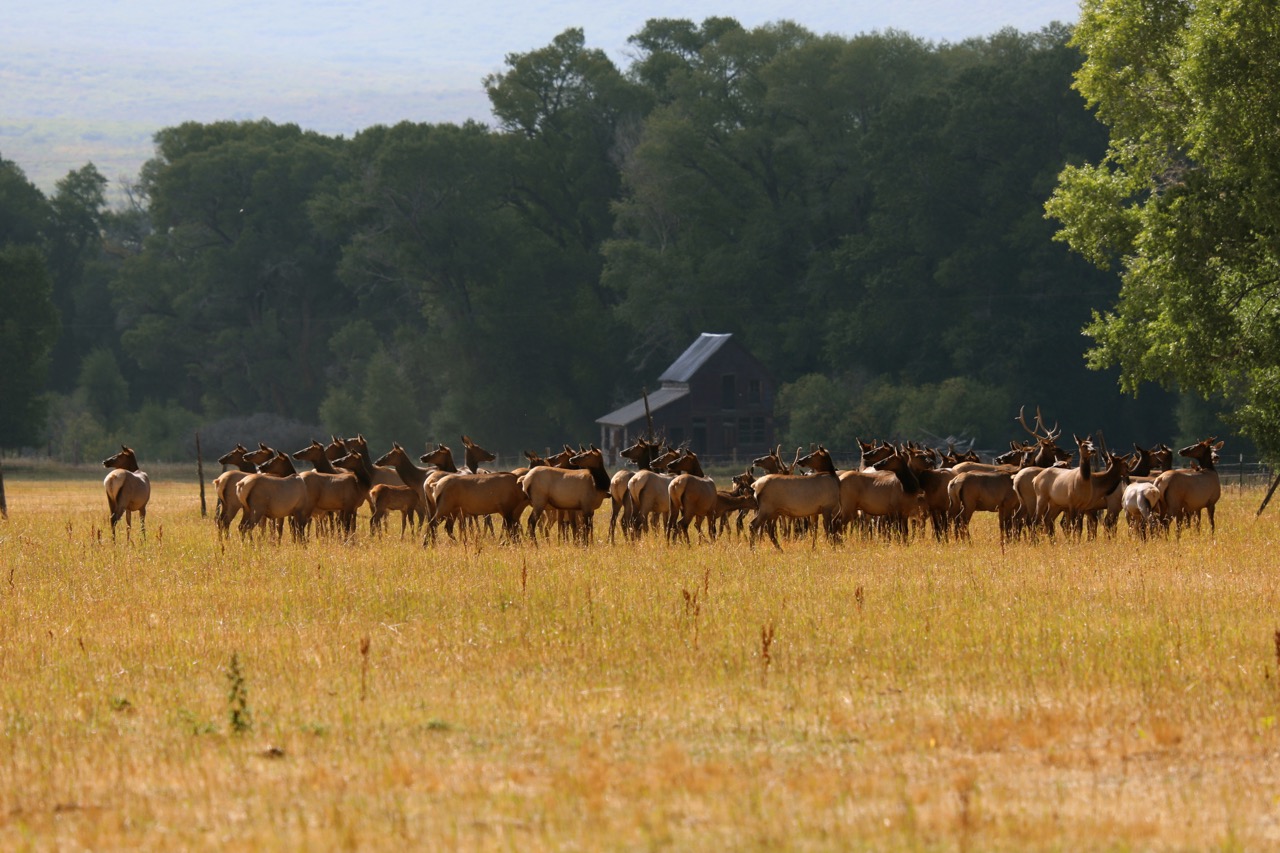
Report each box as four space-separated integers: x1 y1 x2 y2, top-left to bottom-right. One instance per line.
2 476 1280 849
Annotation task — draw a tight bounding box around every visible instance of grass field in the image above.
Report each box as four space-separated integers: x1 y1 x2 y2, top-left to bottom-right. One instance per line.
2 476 1279 850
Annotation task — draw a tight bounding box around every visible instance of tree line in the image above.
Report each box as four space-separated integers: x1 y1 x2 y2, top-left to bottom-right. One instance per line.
0 18 1241 463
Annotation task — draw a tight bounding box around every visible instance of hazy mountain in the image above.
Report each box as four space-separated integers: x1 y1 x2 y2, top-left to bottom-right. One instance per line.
3 0 1079 196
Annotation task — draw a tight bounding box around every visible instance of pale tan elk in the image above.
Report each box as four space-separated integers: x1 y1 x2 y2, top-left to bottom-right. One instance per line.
666 450 719 543
750 446 841 550
213 444 257 536
292 440 368 536
1154 437 1224 534
236 448 307 541
947 470 1019 542
608 437 663 542
1032 437 1128 538
519 445 611 544
103 446 151 541
1122 481 1164 539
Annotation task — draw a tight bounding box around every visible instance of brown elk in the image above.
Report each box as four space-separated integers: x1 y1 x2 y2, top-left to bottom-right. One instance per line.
750 446 841 549
292 440 368 536
628 446 681 537
666 450 719 544
459 435 496 473
837 448 925 541
369 484 424 537
947 470 1019 542
1154 437 1224 534
519 445 611 544
328 435 403 489
102 446 151 541
712 471 758 538
425 470 528 544
213 444 256 535
236 448 307 541
374 443 432 522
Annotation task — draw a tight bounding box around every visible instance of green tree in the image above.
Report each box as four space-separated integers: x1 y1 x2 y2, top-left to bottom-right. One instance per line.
1046 0 1280 453
114 120 348 418
0 245 60 446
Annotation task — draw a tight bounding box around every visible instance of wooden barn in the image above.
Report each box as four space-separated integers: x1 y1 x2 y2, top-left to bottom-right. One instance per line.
596 333 775 464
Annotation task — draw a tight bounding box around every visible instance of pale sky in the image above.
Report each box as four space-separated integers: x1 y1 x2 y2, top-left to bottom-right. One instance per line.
3 1 1081 192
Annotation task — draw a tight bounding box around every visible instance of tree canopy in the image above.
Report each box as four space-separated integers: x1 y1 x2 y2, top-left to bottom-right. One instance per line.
5 18 1213 459
1046 0 1280 454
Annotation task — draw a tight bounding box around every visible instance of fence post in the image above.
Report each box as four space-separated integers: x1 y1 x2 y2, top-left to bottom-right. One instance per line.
1258 467 1280 517
195 431 207 518
0 453 7 520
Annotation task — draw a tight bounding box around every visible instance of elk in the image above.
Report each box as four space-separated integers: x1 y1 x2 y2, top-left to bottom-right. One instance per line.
329 435 403 489
837 448 925 541
459 435 496 473
425 470 528 544
750 446 841 550
608 437 662 542
292 439 368 536
369 484 424 538
1122 481 1164 539
213 444 256 535
375 443 433 522
1032 437 1129 538
1154 437 1224 534
519 445 611 544
102 446 150 541
712 472 758 538
666 450 719 544
236 448 307 542
628 446 681 538
947 470 1019 542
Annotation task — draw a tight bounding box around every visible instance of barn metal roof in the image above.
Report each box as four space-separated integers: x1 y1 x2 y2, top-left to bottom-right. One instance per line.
595 386 689 428
657 333 733 383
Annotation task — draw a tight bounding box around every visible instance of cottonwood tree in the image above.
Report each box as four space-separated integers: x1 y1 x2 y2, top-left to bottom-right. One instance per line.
1047 0 1280 453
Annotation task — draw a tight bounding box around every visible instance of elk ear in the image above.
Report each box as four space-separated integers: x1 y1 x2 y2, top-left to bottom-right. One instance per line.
1213 440 1225 450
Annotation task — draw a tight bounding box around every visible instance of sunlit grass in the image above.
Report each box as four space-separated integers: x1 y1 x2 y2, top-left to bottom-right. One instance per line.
2 478 1279 848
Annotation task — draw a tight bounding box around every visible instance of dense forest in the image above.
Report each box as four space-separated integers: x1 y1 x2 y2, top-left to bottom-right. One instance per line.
0 19 1235 463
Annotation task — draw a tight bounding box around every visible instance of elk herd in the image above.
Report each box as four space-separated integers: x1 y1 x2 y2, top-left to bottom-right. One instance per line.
100 407 1229 547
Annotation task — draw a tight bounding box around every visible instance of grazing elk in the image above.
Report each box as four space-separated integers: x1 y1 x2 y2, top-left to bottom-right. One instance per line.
213 444 257 536
1155 437 1224 534
750 446 841 550
103 446 151 542
520 445 611 544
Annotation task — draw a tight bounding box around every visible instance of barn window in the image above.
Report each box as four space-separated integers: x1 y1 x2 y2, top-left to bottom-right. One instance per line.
748 378 762 404
721 374 736 409
691 419 706 454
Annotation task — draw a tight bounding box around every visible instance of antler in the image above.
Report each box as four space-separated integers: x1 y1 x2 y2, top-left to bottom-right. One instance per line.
1016 405 1040 438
